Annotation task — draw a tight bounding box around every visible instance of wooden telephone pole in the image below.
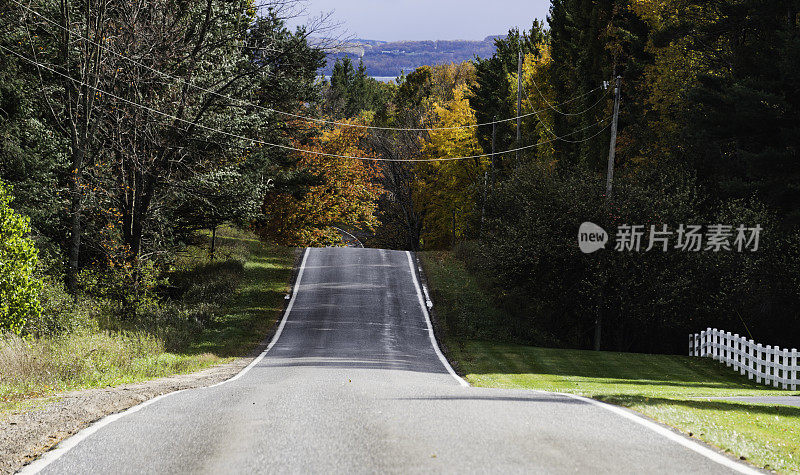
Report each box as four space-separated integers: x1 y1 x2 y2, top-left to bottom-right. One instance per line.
516 48 522 167
595 76 622 352
605 76 622 200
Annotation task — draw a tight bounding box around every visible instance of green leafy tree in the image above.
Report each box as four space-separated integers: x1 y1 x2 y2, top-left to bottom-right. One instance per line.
0 181 42 334
0 38 69 269
326 57 391 118
548 0 648 170
172 169 265 259
468 23 547 174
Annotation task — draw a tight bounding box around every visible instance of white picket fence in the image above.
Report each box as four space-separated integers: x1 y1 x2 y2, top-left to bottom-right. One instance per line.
689 328 798 390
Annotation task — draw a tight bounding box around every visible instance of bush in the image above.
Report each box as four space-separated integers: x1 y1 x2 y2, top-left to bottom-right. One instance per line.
478 162 800 353
24 278 96 337
0 180 42 334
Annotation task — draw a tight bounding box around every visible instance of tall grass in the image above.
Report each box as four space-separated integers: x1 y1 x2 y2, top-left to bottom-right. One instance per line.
0 228 290 408
0 331 217 402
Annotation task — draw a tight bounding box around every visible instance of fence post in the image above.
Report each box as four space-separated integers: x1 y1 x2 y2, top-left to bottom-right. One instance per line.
740 337 747 376
749 339 756 381
733 334 740 372
791 349 797 391
774 346 781 389
722 332 728 366
766 345 774 387
756 343 763 384
700 329 706 356
725 332 733 367
712 328 718 361
708 329 713 359
782 348 790 390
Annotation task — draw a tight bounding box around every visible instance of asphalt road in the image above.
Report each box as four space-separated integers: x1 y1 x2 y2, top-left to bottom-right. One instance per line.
29 248 754 474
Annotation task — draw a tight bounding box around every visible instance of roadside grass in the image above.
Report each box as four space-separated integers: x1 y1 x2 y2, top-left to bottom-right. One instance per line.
421 251 800 474
0 229 294 414
184 233 295 357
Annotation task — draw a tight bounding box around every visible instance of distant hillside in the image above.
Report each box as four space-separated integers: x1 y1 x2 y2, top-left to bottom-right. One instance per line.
320 37 501 78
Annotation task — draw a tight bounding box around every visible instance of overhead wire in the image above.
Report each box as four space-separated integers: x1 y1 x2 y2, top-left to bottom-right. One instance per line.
10 0 608 132
529 72 610 117
0 44 612 162
522 77 611 144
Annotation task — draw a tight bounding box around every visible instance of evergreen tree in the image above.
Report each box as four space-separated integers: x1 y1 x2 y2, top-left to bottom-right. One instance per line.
685 0 800 226
548 0 648 171
468 22 547 175
327 57 390 118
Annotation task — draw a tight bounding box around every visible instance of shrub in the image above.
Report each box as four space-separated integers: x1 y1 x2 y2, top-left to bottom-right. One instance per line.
24 278 95 337
479 162 800 353
0 180 42 334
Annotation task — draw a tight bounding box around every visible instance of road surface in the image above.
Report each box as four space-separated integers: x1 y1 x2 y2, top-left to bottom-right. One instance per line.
28 248 754 474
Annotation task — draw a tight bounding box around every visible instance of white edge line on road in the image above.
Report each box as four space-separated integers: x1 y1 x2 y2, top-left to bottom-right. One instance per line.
417 264 434 309
17 390 188 474
406 251 469 387
205 247 310 388
548 391 762 474
331 226 363 248
18 247 311 475
407 247 757 471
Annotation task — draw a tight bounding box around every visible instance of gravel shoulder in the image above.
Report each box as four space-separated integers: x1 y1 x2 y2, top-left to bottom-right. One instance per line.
0 246 303 475
0 352 255 474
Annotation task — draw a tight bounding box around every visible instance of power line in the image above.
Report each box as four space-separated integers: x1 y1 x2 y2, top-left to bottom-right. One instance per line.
11 0 607 132
0 44 612 163
529 74 610 117
523 82 612 144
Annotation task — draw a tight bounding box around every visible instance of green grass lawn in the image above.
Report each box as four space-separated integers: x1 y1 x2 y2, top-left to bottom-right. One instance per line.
186 232 296 357
421 251 800 474
0 229 295 414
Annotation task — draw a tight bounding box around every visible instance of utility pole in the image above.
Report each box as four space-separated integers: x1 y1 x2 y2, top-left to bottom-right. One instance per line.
480 171 488 236
491 117 497 187
516 47 522 167
605 76 622 200
595 75 622 352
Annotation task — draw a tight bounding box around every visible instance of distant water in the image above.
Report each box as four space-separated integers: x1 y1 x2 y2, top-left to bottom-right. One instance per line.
320 75 399 84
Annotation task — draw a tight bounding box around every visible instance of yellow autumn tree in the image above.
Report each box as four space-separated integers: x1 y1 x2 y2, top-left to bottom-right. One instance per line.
510 47 558 165
259 119 384 246
415 83 488 248
630 0 718 162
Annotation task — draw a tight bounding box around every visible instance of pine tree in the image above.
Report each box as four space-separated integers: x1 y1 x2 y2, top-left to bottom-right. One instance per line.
468 23 548 175
548 0 648 171
684 0 800 226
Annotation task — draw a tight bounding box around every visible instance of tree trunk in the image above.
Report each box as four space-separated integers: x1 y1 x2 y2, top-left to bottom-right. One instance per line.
67 151 83 293
210 226 217 260
593 313 602 351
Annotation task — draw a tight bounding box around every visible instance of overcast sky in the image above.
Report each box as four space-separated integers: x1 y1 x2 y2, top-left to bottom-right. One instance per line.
286 0 551 42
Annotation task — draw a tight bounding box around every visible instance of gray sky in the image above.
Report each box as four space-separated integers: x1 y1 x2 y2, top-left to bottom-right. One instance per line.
286 0 551 42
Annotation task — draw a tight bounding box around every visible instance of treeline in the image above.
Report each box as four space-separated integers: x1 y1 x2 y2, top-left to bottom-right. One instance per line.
0 0 383 336
321 38 497 77
3 0 799 354
323 1 800 353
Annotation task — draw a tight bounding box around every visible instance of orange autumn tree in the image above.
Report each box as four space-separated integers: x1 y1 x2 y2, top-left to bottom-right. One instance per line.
259 119 383 246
